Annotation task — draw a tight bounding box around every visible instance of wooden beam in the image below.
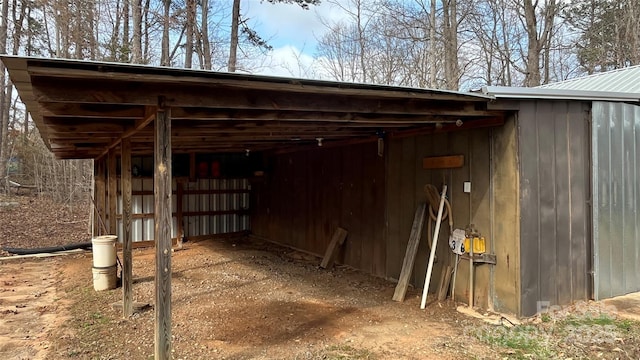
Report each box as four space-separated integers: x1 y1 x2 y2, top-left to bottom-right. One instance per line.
25 63 489 102
121 138 133 318
392 203 427 302
95 158 106 236
108 149 117 234
437 265 453 301
154 99 172 360
320 227 348 269
422 155 465 169
30 78 497 117
39 102 145 118
97 106 156 160
176 181 184 249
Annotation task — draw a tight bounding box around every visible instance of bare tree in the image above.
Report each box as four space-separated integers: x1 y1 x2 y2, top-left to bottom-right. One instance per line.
161 0 171 66
228 0 240 72
519 0 559 86
132 0 142 63
0 0 9 190
184 0 196 68
200 0 212 69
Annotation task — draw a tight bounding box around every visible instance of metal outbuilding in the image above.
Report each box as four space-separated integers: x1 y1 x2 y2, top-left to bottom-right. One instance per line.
483 73 640 315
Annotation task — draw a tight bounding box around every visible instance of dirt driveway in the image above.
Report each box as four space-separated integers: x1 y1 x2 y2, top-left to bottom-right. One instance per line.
0 257 71 360
2 237 640 360
1 238 498 360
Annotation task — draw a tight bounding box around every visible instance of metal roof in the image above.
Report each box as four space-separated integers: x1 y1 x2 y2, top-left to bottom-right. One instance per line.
539 65 640 94
1 55 504 159
481 86 640 102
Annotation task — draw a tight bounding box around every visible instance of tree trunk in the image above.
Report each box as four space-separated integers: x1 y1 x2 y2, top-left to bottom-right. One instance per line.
522 0 557 87
161 0 171 66
132 0 142 63
429 0 437 88
0 0 9 190
201 0 212 69
228 0 240 72
185 0 195 68
123 0 130 61
442 0 459 90
143 0 151 62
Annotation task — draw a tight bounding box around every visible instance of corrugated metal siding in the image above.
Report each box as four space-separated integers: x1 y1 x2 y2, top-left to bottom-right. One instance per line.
518 100 591 316
117 177 250 242
592 101 640 300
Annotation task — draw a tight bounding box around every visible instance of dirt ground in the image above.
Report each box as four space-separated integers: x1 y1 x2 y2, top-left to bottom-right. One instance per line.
2 239 500 360
2 195 640 360
0 194 90 257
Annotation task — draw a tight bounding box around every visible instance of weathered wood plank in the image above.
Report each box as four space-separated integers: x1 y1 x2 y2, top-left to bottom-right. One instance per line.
121 138 133 318
176 181 184 246
30 78 497 117
154 100 172 360
108 149 117 234
98 106 156 159
392 203 427 302
422 155 464 169
437 265 453 301
95 159 106 236
320 227 348 269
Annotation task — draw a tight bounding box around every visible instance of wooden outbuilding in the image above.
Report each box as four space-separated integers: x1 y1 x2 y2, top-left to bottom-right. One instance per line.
4 55 639 358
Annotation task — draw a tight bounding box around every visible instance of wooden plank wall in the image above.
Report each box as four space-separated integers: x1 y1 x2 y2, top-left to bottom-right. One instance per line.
251 142 387 277
385 129 495 308
252 128 520 314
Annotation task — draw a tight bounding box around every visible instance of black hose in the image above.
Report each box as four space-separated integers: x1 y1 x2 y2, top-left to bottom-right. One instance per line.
2 242 92 255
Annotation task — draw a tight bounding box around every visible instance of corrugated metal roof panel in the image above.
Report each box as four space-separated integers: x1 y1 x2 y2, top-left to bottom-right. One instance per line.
539 66 640 94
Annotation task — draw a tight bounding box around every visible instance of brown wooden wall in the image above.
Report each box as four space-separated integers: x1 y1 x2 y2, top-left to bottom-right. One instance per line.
251 127 520 314
385 125 519 314
251 142 387 277
385 129 493 307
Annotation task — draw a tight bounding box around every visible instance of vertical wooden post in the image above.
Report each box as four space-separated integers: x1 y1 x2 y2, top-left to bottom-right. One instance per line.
176 180 184 247
121 138 133 318
95 158 106 236
154 100 172 360
108 148 118 235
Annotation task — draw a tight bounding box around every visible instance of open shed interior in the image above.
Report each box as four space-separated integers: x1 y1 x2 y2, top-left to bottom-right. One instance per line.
3 56 522 328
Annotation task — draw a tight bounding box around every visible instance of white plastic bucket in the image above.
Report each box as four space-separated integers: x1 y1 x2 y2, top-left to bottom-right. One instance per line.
92 265 117 291
91 235 117 268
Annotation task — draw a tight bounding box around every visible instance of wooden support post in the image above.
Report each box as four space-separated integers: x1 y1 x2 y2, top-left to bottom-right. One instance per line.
320 227 348 269
108 148 117 234
176 180 184 247
392 203 427 302
154 100 172 360
121 138 133 318
95 158 106 236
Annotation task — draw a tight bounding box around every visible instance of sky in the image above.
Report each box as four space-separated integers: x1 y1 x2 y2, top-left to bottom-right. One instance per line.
241 0 347 77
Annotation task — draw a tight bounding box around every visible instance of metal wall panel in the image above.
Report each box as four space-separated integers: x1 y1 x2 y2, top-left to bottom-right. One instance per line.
592 101 640 300
116 176 250 241
518 100 591 316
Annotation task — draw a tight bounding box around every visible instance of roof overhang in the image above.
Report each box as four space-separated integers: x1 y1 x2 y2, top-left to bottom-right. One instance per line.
3 55 507 159
482 86 640 103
